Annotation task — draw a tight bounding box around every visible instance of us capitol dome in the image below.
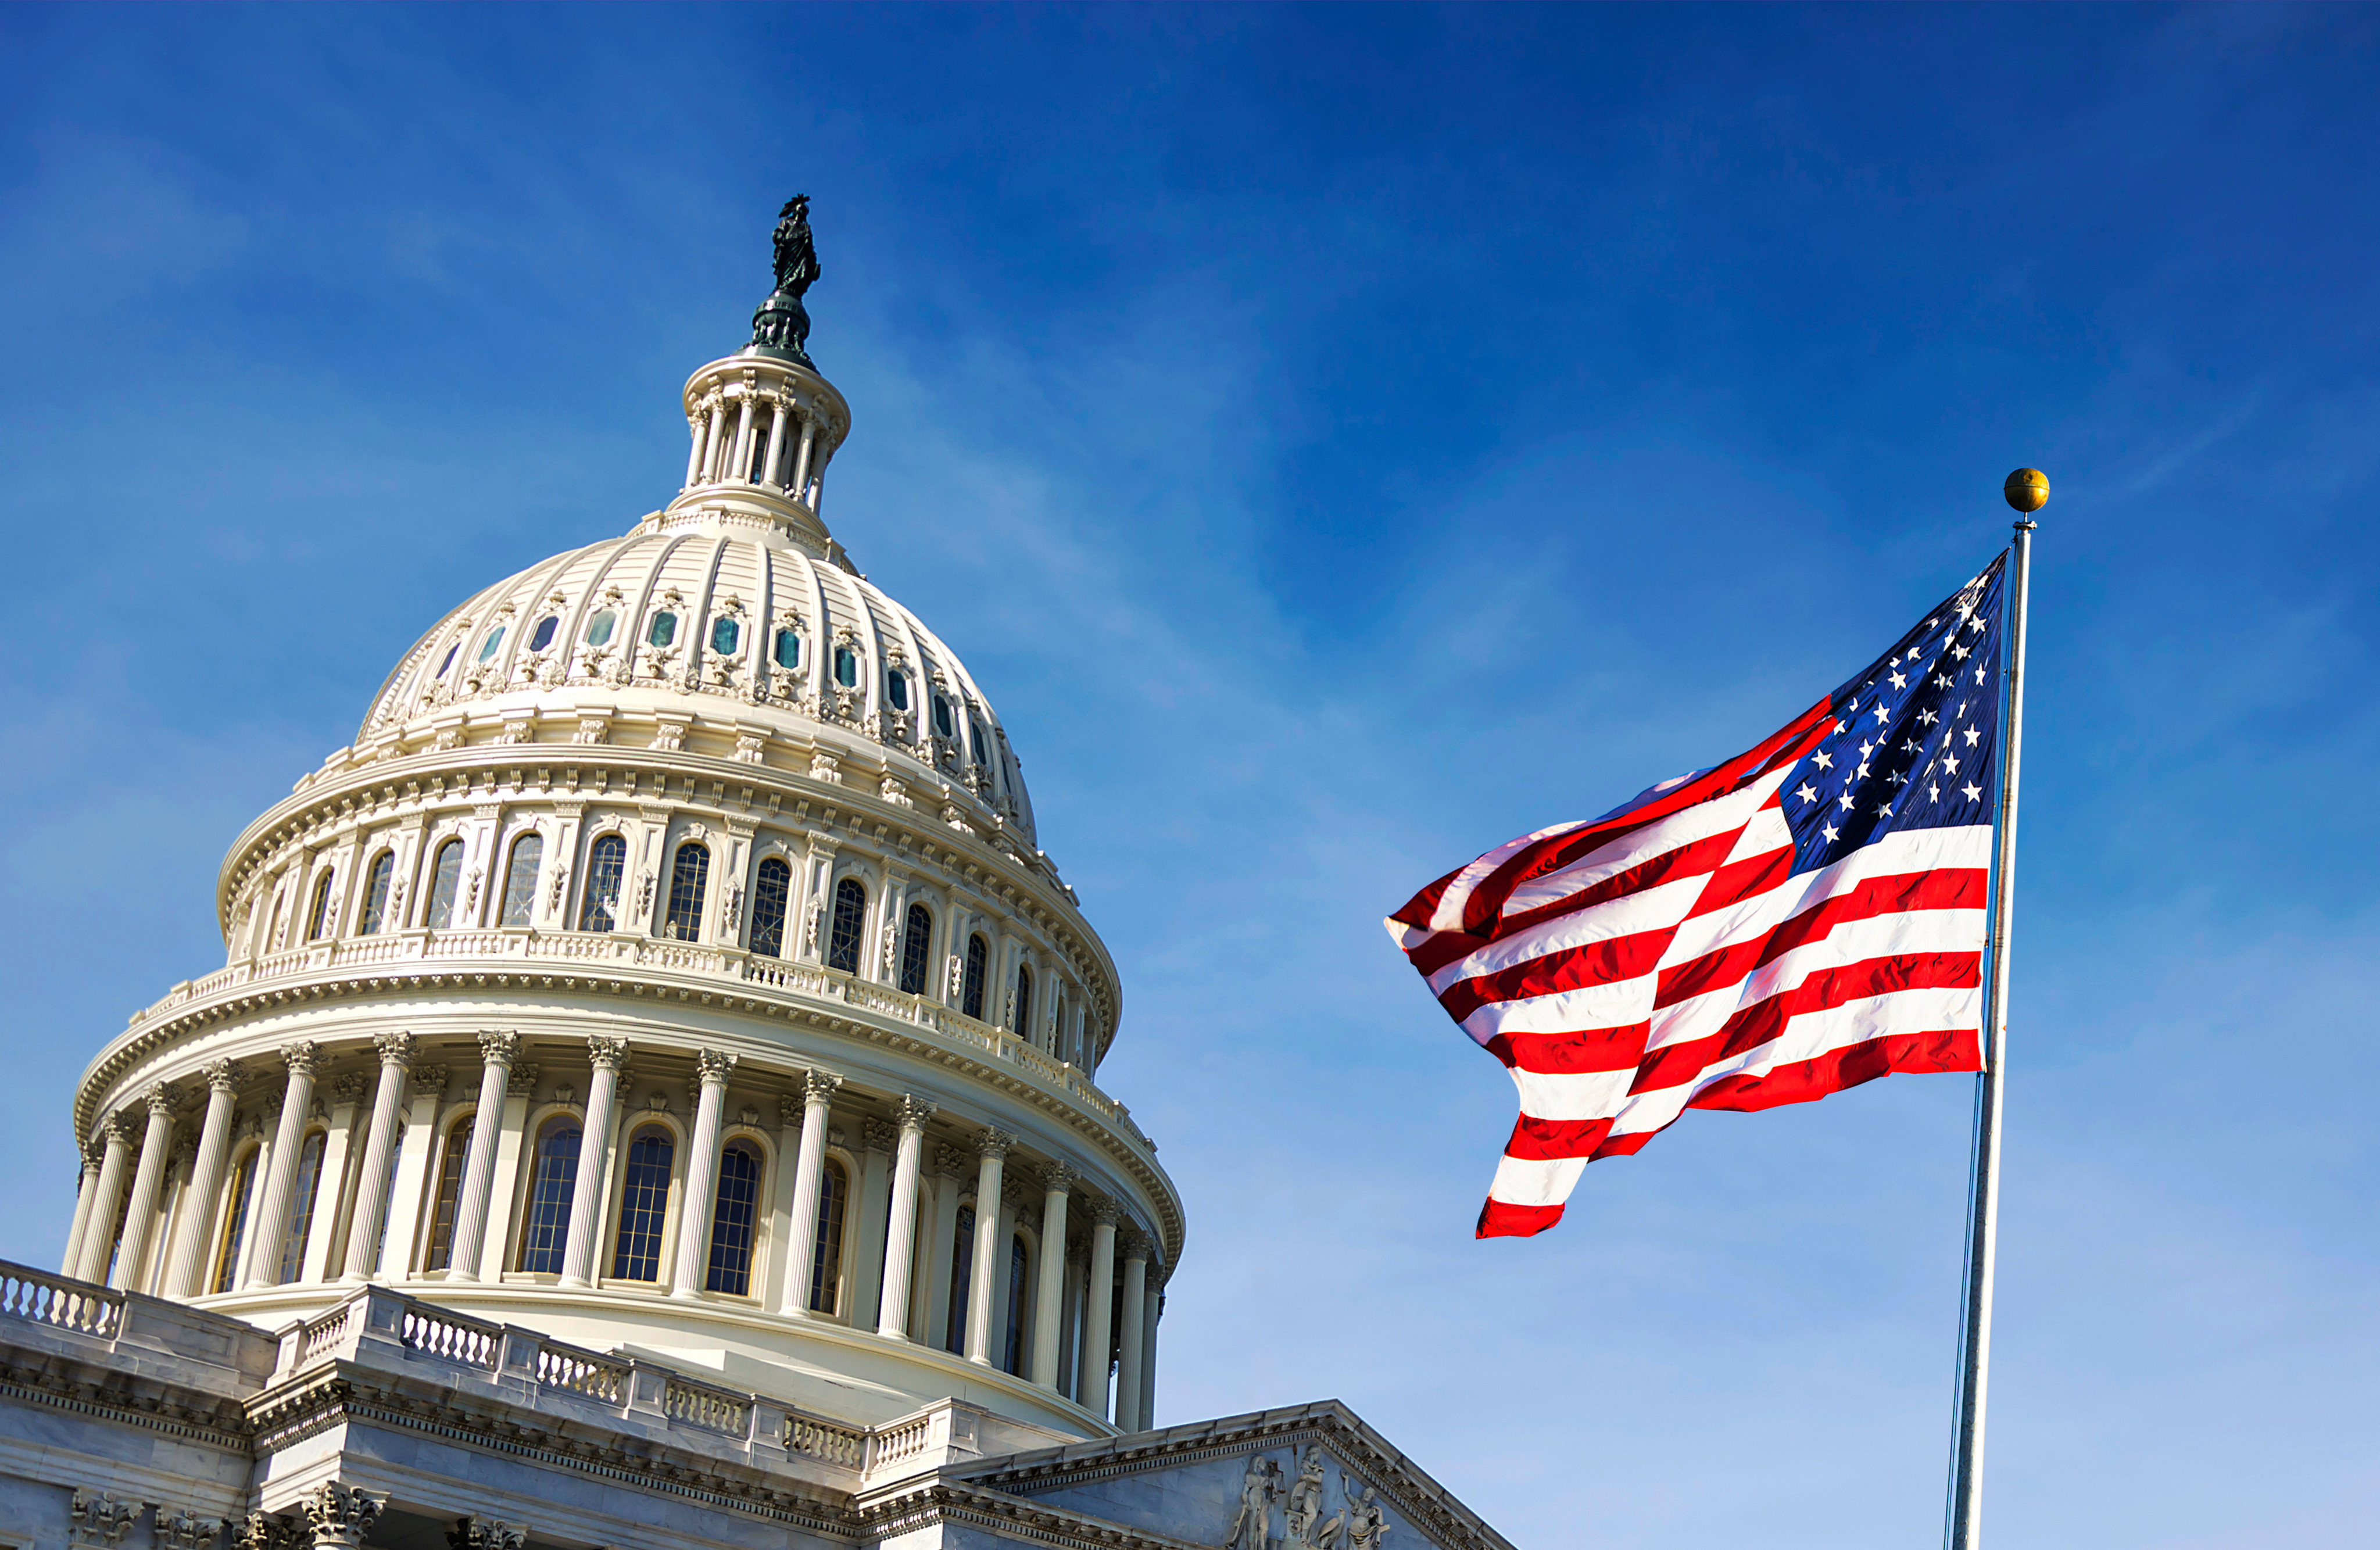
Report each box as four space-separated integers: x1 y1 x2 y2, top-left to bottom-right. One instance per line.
3 199 1514 1550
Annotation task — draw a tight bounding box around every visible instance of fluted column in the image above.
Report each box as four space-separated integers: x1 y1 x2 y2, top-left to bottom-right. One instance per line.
60 1141 103 1276
875 1096 935 1337
683 414 707 489
1115 1233 1150 1431
110 1087 180 1290
443 1031 518 1281
341 1034 415 1280
761 403 789 488
560 1036 628 1287
790 416 819 502
699 402 726 484
73 1114 138 1282
731 396 757 482
963 1130 1014 1364
1140 1284 1162 1430
241 1042 320 1290
1029 1162 1076 1389
1078 1202 1118 1417
165 1061 242 1297
670 1050 737 1297
780 1068 843 1315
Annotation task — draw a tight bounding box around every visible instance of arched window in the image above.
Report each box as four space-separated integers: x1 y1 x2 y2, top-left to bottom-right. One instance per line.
515 1118 581 1274
646 611 678 649
423 1116 475 1271
425 839 466 929
584 610 618 648
275 1130 328 1284
528 615 559 652
705 1142 764 1295
305 870 337 942
1003 1234 1030 1374
665 843 710 941
710 615 741 656
1013 964 1033 1036
357 852 395 936
899 903 932 995
809 1159 848 1314
210 1148 259 1294
750 857 793 958
827 877 866 973
610 1127 675 1281
500 833 543 927
946 1205 975 1354
475 626 507 664
962 933 989 1021
580 833 626 932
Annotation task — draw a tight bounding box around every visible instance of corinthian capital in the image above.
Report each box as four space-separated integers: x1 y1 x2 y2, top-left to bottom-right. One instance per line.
443 1519 526 1550
203 1059 243 1093
695 1048 738 1085
280 1040 321 1077
372 1031 417 1068
144 1083 180 1117
1039 1161 1078 1195
102 1109 141 1143
476 1030 520 1066
301 1483 386 1550
894 1094 937 1132
801 1067 844 1104
976 1127 1016 1159
585 1034 629 1070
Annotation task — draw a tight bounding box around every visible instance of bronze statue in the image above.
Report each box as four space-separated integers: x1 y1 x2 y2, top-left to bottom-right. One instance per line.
751 194 820 364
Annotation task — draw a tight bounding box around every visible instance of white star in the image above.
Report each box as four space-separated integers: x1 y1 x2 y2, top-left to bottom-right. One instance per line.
1821 822 1839 843
1961 782 1983 801
1876 801 1894 818
1944 753 1960 775
1968 614 1987 632
1889 670 1908 690
1955 701 1968 718
1925 618 1939 630
1857 759 1872 779
1871 702 1891 725
1928 783 1941 801
1951 642 1970 661
1934 674 1955 689
1796 783 1819 806
1901 737 1921 754
1919 709 1939 727
1813 750 1834 770
1838 791 1856 812
1859 738 1876 757
1963 726 1981 747
1974 664 1988 685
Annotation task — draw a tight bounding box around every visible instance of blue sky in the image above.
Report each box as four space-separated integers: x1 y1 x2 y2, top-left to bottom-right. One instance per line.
3 4 2376 1545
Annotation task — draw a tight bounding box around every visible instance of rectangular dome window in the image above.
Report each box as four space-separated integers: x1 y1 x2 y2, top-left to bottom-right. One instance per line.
529 616 559 652
647 611 678 649
584 610 617 647
475 627 506 664
833 643 858 688
710 617 741 655
773 629 801 670
932 694 955 739
887 670 910 711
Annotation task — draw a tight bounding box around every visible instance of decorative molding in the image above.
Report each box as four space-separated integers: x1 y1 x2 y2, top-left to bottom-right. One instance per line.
696 1048 739 1085
976 1127 1016 1160
300 1482 386 1549
894 1094 937 1131
280 1040 321 1078
586 1034 629 1070
477 1030 520 1066
505 1064 542 1098
69 1491 144 1549
443 1519 526 1550
371 1031 416 1068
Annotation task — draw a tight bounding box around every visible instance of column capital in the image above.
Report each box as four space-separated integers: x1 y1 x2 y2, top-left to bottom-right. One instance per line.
695 1048 738 1085
801 1068 845 1104
861 1118 899 1153
372 1031 417 1068
102 1109 142 1143
586 1034 629 1070
930 1142 969 1179
476 1030 520 1066
778 1093 806 1127
300 1483 386 1550
143 1083 179 1118
976 1127 1016 1160
203 1059 244 1093
443 1519 527 1550
894 1094 937 1132
410 1064 450 1097
1118 1225 1152 1261
505 1064 542 1098
1089 1200 1121 1229
331 1072 371 1105
1039 1161 1078 1195
280 1040 322 1077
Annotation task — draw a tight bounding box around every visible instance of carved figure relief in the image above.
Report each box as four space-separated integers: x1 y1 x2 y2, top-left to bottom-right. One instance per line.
1225 1455 1281 1550
228 1512 302 1550
1222 1448 1390 1550
156 1508 224 1550
69 1492 144 1548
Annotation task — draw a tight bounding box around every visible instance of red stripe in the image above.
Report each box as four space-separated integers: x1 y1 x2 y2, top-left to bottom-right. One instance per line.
1435 924 1676 1023
1504 1112 1619 1161
1631 950 1980 1094
1654 867 1988 1011
1487 1023 1651 1075
1684 843 1793 920
1450 698 1832 935
1477 1199 1565 1239
1684 1026 1981 1112
1390 862 1466 931
1405 829 1738 978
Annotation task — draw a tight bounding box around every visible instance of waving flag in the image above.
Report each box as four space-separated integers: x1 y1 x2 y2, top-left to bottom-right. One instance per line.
1388 556 2008 1237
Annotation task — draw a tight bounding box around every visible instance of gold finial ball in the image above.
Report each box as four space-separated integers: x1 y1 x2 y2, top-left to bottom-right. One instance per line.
2003 467 2049 514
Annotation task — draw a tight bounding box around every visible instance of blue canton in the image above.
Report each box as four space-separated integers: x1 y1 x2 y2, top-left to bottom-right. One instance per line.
1781 554 2006 876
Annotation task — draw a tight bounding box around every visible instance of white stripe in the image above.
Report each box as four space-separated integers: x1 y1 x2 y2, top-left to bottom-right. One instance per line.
1459 974 1662 1041
1645 905 1986 1054
1606 985 1981 1137
1486 1152 1588 1209
1507 1063 1637 1123
1494 783 1770 922
1425 871 1711 995
1425 816 1597 933
1661 823 1992 966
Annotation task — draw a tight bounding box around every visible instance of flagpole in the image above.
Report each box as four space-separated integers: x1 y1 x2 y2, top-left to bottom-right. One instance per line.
1946 468 2044 1550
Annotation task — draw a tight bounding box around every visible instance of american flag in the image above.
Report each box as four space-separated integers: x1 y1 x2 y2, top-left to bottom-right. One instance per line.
1388 555 2007 1237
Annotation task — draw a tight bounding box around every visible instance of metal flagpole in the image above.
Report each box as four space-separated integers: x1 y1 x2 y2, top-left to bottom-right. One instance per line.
1946 468 2045 1550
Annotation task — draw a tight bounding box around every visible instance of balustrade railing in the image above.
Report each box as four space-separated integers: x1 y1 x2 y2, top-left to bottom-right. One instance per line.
400 1305 500 1368
535 1340 631 1401
0 1263 122 1338
785 1413 867 1468
662 1374 751 1436
868 1413 933 1471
